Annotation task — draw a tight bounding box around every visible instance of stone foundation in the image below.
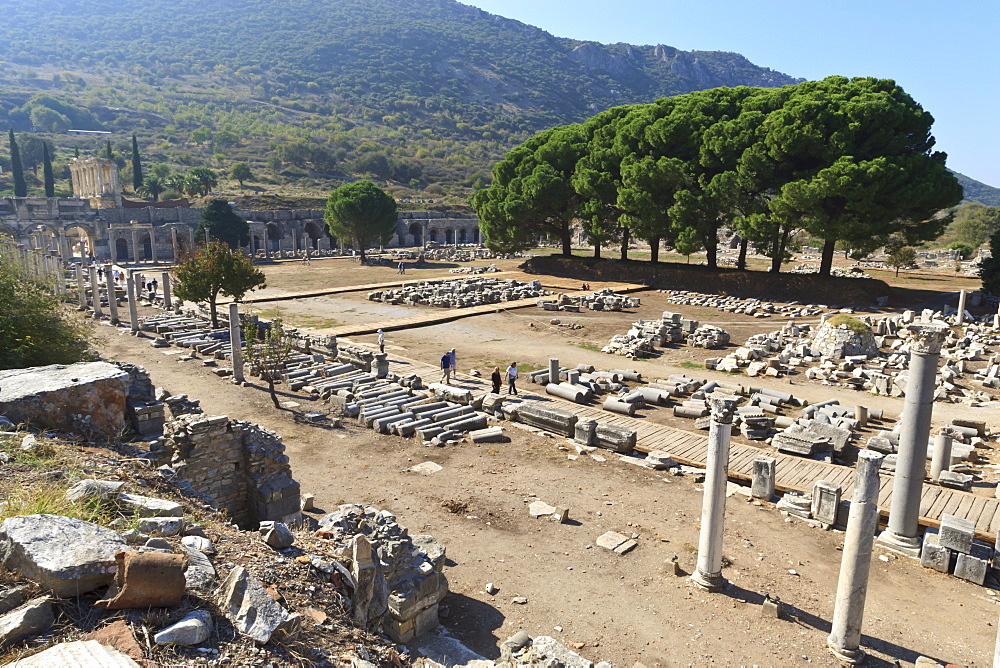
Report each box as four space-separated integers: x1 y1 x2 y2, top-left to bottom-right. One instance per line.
153 414 300 528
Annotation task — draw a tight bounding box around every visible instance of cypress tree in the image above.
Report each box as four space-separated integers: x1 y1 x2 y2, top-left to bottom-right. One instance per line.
131 134 142 190
74 147 80 158
42 143 54 197
105 139 113 160
8 129 26 197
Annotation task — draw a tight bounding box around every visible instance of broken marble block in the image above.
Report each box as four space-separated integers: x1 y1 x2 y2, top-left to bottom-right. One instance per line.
938 514 974 554
0 515 126 596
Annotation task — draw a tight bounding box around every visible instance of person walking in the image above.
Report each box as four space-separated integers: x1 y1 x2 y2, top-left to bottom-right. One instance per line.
440 351 452 385
506 362 518 395
448 348 457 382
377 328 385 354
398 261 405 275
491 366 502 394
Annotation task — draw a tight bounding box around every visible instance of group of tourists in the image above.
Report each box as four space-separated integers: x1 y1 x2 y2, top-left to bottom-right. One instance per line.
440 348 457 384
440 349 518 395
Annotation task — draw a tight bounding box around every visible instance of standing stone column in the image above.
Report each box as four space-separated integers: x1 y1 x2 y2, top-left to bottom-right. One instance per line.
103 264 119 325
130 227 139 265
149 227 158 264
930 431 953 482
548 358 560 385
877 325 946 557
229 302 245 383
828 450 884 664
161 271 173 310
110 233 118 264
126 270 140 333
691 397 737 591
187 227 196 251
170 227 179 261
956 289 968 325
75 264 87 310
88 265 103 318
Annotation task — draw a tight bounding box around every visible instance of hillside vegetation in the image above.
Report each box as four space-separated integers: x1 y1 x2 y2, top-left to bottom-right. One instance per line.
0 0 801 200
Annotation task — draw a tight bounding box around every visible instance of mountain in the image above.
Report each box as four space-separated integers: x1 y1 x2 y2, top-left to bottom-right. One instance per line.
0 0 802 198
951 171 1000 207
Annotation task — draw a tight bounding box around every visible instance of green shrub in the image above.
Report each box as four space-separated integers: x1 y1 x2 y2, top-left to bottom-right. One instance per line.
0 241 90 370
826 314 869 334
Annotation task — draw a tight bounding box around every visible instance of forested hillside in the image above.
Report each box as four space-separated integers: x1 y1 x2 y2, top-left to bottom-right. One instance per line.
0 0 801 199
952 171 1000 207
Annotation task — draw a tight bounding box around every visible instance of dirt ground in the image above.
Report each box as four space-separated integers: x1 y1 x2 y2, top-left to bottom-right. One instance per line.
88 256 1000 666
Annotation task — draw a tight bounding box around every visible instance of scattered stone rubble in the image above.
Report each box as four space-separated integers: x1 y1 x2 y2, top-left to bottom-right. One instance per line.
705 308 1000 405
922 514 995 586
448 264 501 274
0 423 437 664
316 504 448 642
537 289 639 313
602 312 729 358
788 264 873 279
367 277 549 309
153 304 338 359
659 290 827 317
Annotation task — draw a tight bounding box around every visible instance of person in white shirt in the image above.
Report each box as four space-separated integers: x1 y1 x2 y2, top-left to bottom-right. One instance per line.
506 362 518 395
377 328 385 353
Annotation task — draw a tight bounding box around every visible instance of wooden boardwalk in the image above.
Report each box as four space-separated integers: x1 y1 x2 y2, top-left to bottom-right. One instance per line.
323 280 644 338
396 357 1000 542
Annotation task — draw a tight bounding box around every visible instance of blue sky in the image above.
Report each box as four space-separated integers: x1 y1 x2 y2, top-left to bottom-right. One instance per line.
462 0 999 188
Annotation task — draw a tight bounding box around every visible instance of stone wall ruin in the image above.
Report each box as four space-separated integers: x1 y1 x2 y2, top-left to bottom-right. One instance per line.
152 414 301 528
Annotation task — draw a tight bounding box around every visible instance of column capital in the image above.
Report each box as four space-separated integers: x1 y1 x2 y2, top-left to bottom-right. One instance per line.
905 324 946 355
709 397 737 424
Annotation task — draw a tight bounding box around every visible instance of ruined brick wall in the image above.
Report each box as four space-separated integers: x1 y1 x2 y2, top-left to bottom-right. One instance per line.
155 414 300 528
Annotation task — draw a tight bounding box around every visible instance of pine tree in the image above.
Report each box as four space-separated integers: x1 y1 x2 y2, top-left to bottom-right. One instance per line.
42 143 54 197
131 134 142 190
8 129 26 197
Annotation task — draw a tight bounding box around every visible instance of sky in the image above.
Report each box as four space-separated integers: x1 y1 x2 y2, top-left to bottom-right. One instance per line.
461 0 999 188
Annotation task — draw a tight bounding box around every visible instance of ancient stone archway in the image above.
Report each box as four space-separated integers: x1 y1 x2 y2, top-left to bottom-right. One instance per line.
116 238 130 262
428 229 438 243
304 222 323 250
458 228 467 244
472 228 480 244
266 223 282 252
64 224 96 259
445 229 454 244
408 222 422 247
140 234 152 261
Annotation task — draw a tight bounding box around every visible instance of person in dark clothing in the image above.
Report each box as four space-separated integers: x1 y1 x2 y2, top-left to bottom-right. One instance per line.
440 352 452 384
491 366 502 394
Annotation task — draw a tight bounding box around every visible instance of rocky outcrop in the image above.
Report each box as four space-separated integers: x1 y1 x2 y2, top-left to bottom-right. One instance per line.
0 515 127 596
0 362 129 439
569 42 636 77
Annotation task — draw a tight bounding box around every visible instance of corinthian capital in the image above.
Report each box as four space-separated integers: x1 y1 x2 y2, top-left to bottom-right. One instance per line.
709 397 737 424
905 324 947 355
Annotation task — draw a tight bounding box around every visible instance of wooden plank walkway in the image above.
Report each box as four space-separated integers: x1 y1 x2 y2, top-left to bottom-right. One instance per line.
323 280 645 338
224 270 522 304
395 356 1000 542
